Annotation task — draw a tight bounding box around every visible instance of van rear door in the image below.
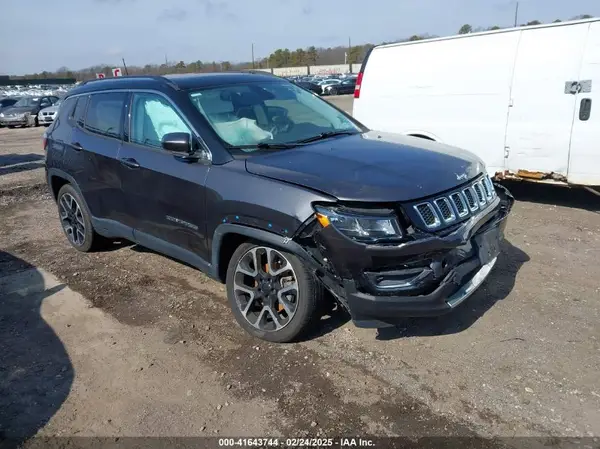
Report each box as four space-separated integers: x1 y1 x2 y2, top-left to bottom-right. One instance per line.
504 23 588 178
568 21 600 186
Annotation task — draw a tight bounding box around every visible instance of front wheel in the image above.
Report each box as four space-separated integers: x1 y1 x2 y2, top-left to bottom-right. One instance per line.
226 243 323 343
329 87 338 96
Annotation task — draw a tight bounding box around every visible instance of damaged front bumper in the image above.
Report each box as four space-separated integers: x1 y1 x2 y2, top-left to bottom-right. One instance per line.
309 184 514 328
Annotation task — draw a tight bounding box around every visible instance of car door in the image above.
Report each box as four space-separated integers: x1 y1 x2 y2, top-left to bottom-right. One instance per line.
341 80 355 94
68 92 131 230
568 21 600 186
118 91 211 261
504 24 588 177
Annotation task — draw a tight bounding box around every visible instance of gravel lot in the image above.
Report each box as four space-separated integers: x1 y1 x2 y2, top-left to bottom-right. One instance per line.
1 96 599 445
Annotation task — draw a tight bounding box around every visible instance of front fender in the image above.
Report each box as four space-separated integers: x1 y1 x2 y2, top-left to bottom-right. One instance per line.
211 223 317 278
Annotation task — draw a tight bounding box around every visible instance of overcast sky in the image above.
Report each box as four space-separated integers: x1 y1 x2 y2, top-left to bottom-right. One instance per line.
2 0 600 75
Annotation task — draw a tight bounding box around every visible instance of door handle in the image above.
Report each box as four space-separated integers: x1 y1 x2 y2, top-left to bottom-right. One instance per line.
579 98 592 121
119 157 140 169
71 142 83 151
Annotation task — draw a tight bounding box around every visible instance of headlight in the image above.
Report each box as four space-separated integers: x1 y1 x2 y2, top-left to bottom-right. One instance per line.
314 205 403 243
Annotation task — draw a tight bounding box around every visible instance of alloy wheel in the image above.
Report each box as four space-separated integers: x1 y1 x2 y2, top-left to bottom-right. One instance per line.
59 193 86 246
233 246 299 332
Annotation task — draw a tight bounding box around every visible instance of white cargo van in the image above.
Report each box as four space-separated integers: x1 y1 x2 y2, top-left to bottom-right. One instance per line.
353 18 600 189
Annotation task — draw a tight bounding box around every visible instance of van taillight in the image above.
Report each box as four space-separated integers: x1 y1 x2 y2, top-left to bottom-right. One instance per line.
354 72 363 99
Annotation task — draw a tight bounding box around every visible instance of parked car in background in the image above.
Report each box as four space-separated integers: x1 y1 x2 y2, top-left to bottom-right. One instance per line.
328 78 357 95
292 81 321 95
45 73 512 343
38 99 63 126
0 97 18 127
0 97 18 111
317 79 341 95
353 17 600 188
0 95 59 128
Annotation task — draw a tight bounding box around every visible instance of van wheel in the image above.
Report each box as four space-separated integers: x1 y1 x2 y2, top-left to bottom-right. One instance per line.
56 184 105 252
226 242 322 343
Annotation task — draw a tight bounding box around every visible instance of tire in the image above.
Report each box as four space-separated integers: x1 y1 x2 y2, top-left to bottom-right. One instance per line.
56 184 106 252
226 242 323 343
33 116 39 127
7 126 15 129
330 87 338 96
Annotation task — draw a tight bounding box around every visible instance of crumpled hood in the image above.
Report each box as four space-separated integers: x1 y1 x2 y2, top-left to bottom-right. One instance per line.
245 131 486 202
1 106 36 115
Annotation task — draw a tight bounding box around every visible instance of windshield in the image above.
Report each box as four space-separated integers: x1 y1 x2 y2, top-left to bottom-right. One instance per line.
189 81 361 151
13 97 39 108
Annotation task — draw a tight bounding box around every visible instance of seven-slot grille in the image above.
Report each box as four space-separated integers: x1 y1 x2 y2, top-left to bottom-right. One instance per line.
413 175 496 229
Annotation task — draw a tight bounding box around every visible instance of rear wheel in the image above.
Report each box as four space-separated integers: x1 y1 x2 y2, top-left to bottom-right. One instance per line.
226 242 322 343
56 184 106 252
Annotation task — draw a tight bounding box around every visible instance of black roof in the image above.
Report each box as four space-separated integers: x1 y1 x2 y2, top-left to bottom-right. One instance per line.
68 72 283 96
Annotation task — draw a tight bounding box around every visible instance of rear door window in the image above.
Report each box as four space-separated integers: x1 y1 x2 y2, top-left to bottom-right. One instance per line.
84 92 127 139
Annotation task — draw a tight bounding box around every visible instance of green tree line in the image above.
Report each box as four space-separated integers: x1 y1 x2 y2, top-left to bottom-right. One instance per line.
11 14 594 80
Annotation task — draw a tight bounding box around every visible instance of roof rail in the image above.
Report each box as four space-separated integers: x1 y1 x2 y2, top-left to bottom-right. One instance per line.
79 75 180 90
244 70 279 77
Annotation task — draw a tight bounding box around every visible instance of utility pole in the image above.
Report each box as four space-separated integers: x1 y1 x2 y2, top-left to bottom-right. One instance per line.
252 43 255 69
513 1 519 27
348 36 352 69
122 58 129 75
165 54 168 66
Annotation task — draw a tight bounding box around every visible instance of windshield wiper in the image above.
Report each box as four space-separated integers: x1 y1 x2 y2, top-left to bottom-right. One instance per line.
294 130 359 144
228 142 299 151
256 142 298 149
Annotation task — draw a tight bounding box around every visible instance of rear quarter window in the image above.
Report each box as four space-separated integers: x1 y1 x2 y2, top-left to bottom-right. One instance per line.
48 96 77 141
72 96 89 128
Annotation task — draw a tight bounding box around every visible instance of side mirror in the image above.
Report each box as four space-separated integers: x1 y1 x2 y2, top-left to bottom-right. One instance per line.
162 132 212 164
161 132 191 153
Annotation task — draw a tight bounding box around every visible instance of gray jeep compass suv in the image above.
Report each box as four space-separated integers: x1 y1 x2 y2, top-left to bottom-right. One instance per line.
44 73 513 342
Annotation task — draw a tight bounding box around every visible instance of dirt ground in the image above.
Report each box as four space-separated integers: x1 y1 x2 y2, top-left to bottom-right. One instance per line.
1 102 599 446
